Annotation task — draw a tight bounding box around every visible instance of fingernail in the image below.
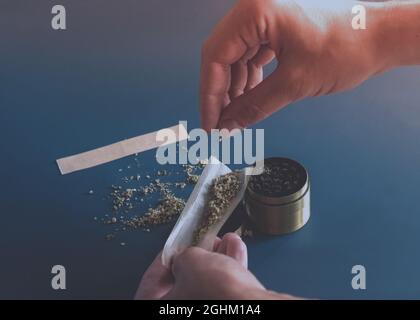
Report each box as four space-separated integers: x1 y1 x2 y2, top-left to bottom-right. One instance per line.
218 119 241 131
231 233 242 241
224 232 242 241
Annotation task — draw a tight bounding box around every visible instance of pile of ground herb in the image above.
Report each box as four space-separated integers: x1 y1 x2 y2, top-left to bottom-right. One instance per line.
107 177 186 229
94 158 208 243
193 172 241 245
124 192 185 228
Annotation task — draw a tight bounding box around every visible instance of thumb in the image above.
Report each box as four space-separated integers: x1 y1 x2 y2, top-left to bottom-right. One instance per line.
218 67 295 130
170 247 208 278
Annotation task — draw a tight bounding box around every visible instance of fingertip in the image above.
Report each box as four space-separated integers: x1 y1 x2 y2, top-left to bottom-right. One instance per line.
200 104 222 133
199 62 231 132
200 112 213 133
222 232 241 241
217 232 241 255
218 118 242 131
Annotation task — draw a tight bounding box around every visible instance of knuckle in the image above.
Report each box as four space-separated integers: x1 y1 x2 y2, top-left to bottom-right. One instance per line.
281 67 307 101
248 59 260 70
228 87 244 97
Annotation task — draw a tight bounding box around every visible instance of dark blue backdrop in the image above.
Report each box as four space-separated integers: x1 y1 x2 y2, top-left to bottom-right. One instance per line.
1 1 420 299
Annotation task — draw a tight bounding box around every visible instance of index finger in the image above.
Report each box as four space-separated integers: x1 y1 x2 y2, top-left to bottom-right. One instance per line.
199 7 251 131
199 60 231 132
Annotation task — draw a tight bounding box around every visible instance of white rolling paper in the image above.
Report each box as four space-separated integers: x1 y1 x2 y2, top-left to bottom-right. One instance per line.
162 156 249 267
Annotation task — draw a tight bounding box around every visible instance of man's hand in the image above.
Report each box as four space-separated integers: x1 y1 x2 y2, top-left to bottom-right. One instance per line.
200 0 420 131
135 233 298 299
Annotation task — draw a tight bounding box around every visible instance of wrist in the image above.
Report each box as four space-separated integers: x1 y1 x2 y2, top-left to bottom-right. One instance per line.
367 2 420 70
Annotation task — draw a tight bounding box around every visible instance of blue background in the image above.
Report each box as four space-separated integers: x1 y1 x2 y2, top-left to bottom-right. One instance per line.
1 0 420 299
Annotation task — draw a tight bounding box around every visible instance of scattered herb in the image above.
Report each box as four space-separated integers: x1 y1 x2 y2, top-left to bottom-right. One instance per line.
105 234 115 241
92 157 207 242
124 193 185 229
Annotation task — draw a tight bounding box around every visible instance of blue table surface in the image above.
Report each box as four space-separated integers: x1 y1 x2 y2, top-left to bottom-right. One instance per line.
1 1 420 299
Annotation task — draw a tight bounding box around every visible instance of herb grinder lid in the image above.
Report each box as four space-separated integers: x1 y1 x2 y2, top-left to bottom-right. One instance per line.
247 157 309 205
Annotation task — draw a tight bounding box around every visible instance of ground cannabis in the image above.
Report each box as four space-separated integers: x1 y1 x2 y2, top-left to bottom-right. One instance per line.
124 193 185 228
193 172 241 245
105 234 115 241
182 164 201 184
248 159 306 197
92 158 206 243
